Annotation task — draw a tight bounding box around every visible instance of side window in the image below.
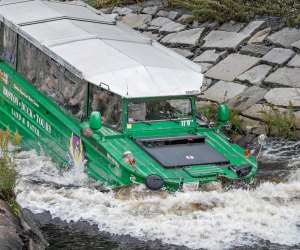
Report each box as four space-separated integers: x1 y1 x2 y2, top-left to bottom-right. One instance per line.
17 36 87 121
89 85 123 130
0 25 17 68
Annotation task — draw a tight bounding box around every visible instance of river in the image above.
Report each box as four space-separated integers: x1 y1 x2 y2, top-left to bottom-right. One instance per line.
15 138 300 250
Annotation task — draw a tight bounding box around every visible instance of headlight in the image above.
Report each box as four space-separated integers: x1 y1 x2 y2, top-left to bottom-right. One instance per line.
122 151 135 165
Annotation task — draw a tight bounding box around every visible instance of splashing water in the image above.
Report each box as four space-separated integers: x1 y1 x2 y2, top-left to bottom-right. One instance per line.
15 141 300 250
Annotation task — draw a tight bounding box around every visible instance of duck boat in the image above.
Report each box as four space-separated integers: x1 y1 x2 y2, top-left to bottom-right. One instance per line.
0 0 257 191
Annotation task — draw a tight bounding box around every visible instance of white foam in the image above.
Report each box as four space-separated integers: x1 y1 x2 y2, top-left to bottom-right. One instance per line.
15 149 300 250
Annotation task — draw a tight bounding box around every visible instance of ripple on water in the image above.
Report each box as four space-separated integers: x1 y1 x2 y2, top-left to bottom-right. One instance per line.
15 142 300 250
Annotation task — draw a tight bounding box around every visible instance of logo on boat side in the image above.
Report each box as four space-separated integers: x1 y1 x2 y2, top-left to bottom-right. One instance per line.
68 133 85 168
0 69 9 84
186 155 195 160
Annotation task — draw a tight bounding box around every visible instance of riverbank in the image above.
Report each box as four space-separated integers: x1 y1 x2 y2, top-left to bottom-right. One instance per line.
0 198 48 250
97 0 300 139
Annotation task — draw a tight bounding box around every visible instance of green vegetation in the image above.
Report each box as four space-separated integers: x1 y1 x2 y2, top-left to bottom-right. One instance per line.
197 103 243 135
259 102 296 139
0 128 21 213
88 0 300 25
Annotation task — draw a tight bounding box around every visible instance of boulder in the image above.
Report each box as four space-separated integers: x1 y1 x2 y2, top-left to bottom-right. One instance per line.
157 10 168 17
287 54 300 68
218 21 246 32
161 28 205 46
264 67 300 87
264 88 300 107
142 31 161 41
149 17 172 27
142 6 160 16
202 30 249 51
171 48 193 58
159 22 186 34
121 14 152 29
202 80 248 103
108 13 119 20
227 86 268 111
112 7 133 15
193 49 227 64
197 63 213 73
267 28 300 48
242 104 285 120
168 11 180 20
248 28 272 44
236 64 272 86
292 40 300 51
0 200 24 250
240 44 272 57
239 20 266 36
261 48 295 66
205 54 260 81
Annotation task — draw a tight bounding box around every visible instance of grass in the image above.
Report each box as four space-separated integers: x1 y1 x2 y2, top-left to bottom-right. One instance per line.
88 0 300 25
0 128 21 214
259 102 296 139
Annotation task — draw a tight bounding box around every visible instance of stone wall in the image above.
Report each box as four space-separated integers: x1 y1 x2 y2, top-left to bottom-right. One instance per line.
101 3 300 138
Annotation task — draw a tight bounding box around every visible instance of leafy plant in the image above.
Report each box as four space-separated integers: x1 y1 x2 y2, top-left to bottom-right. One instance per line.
259 102 296 139
86 0 145 9
0 128 21 202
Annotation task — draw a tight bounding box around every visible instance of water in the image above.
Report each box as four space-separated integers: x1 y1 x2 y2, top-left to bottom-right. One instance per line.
15 138 300 250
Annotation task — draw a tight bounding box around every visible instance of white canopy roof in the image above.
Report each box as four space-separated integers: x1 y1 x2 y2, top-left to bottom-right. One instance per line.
0 0 203 98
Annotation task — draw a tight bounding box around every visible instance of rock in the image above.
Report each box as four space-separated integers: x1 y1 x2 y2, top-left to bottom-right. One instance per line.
171 48 193 58
242 104 281 120
100 8 111 14
264 88 300 107
236 64 272 86
142 31 161 41
200 20 220 30
121 14 152 29
168 11 180 20
108 13 119 20
161 28 205 46
239 116 261 132
142 6 160 16
202 80 248 103
197 63 213 73
287 54 300 68
0 200 24 250
239 20 266 36
267 28 300 48
202 30 249 51
248 28 272 44
205 54 260 81
149 17 172 27
193 49 227 64
261 48 295 66
159 22 186 34
227 86 268 111
292 40 300 51
178 14 196 25
240 44 272 57
157 10 168 17
264 67 300 87
112 7 133 15
218 21 245 32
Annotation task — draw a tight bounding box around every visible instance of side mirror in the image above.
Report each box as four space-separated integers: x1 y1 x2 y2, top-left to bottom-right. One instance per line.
90 111 102 130
218 103 230 122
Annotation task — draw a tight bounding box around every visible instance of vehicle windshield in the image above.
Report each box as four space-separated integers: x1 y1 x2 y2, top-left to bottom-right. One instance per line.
128 99 192 123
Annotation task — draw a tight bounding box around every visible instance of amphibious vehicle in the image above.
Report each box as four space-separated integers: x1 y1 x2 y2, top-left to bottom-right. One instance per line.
0 0 257 191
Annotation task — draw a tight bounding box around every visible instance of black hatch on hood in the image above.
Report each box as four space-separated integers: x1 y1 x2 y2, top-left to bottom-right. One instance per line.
134 135 230 168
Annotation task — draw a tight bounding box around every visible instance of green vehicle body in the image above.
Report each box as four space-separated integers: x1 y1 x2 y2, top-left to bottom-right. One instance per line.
0 60 257 191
